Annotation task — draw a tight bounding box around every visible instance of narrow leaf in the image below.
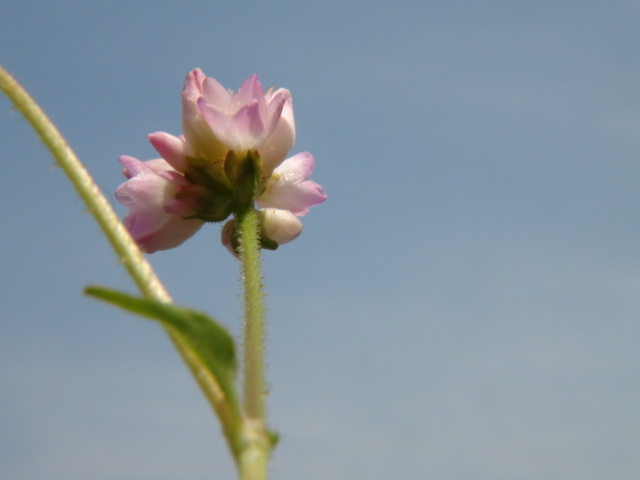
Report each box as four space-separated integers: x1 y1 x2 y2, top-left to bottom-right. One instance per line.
85 285 239 413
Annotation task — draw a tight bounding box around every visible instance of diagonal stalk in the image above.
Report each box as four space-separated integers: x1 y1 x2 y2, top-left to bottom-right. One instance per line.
0 65 243 461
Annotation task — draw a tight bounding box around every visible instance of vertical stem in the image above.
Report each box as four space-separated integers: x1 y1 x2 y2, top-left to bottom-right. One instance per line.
237 208 267 419
236 208 270 480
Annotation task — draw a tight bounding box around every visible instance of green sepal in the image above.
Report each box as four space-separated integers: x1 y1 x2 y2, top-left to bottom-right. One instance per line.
181 164 234 222
192 196 234 223
185 156 232 192
84 286 240 414
268 430 280 447
226 150 261 213
259 235 279 251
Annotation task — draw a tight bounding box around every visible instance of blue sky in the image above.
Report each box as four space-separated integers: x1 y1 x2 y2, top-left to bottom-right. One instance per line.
2 1 640 479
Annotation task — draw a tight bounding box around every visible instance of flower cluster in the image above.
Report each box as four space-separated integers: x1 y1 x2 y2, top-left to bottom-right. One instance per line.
116 69 326 254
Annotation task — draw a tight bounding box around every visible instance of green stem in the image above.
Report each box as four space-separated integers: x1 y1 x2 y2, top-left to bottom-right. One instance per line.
238 420 271 480
0 66 166 301
236 208 270 480
0 65 242 458
237 208 267 419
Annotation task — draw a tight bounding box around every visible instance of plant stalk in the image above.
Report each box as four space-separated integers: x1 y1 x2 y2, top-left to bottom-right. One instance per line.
236 208 270 480
0 64 242 460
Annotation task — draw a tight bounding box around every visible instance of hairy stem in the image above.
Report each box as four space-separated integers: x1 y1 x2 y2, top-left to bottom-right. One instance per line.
0 66 167 301
236 208 270 480
237 208 267 420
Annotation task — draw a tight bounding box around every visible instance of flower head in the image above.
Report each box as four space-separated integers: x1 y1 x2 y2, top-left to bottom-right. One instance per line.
116 69 325 255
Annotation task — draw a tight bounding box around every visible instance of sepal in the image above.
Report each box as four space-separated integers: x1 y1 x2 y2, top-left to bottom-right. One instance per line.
225 150 262 213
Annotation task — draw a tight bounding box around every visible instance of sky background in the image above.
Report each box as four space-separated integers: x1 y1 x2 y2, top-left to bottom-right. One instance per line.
2 1 640 479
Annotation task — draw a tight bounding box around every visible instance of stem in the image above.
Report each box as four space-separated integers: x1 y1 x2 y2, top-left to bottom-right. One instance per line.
238 419 271 480
0 66 167 302
237 209 267 419
0 65 242 456
236 208 270 480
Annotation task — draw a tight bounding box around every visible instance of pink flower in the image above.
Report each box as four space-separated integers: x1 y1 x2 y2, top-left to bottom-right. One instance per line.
117 69 325 255
182 69 295 173
256 152 327 216
115 156 204 253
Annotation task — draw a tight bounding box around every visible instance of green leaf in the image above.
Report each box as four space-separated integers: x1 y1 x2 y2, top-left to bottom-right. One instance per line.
84 285 239 414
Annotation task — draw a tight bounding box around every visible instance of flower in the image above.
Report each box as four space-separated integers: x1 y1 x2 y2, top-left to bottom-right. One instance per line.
116 69 325 255
115 156 204 253
256 152 327 216
182 69 295 173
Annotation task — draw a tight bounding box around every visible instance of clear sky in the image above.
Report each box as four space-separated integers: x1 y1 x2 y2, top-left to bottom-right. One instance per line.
2 1 640 479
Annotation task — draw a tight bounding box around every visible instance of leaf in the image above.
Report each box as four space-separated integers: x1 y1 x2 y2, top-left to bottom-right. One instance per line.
84 285 239 415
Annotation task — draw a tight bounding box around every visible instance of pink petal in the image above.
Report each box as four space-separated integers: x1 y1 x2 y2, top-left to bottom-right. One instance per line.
197 98 232 141
148 132 189 172
134 215 204 253
202 76 232 108
119 155 147 178
260 90 295 174
257 153 327 216
261 90 287 145
182 71 229 162
258 180 326 216
119 155 176 177
182 69 207 121
272 151 316 181
116 175 176 236
233 75 262 108
184 97 229 161
116 155 204 253
230 99 266 148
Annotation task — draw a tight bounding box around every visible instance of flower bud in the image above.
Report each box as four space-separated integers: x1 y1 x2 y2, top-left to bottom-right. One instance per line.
258 208 303 248
220 218 241 258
